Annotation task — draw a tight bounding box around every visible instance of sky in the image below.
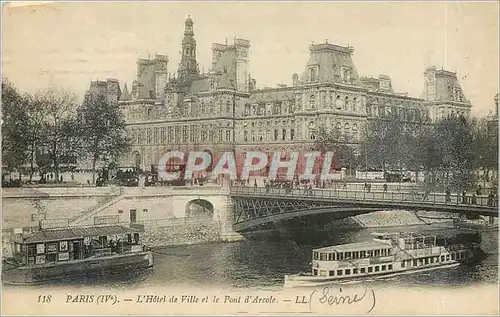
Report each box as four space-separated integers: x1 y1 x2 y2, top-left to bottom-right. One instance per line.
2 1 499 117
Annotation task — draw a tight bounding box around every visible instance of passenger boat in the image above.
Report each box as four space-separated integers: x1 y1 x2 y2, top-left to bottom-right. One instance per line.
2 224 154 285
284 228 485 288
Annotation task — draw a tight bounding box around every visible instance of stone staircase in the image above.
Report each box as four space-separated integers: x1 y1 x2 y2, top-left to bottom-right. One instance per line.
68 187 125 226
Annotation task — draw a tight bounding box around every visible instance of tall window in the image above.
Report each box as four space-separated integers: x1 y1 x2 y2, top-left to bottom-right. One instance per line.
226 130 232 142
274 129 279 141
282 129 286 141
189 125 195 143
308 122 316 140
201 129 207 142
251 131 255 142
160 127 165 143
344 96 349 111
310 95 316 109
146 129 152 144
226 100 231 114
182 126 188 143
153 128 159 144
290 128 295 141
167 126 173 143
244 131 248 142
352 97 357 112
266 130 270 141
175 126 181 143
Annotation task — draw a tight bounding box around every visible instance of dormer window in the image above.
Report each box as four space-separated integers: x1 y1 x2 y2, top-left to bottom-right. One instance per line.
308 66 319 82
341 66 352 83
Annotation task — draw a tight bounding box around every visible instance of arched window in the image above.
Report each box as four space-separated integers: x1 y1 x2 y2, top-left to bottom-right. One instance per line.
336 95 343 109
310 95 316 109
243 131 248 142
226 100 231 114
308 122 316 140
352 97 357 112
344 96 349 111
336 122 341 130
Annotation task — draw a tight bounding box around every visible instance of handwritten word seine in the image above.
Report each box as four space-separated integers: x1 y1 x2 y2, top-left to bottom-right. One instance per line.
306 285 376 313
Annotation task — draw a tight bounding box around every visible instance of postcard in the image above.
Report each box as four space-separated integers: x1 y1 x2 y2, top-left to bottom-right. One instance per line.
1 1 498 315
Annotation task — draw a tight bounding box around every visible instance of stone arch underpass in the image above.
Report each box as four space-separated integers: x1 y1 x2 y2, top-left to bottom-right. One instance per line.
231 198 382 232
185 199 215 218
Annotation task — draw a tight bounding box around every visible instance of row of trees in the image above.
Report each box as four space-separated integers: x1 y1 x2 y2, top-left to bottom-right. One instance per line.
1 78 131 184
315 111 498 191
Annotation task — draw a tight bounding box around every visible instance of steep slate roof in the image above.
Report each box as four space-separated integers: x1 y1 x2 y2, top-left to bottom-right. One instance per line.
251 89 295 102
188 77 210 95
299 43 362 86
120 83 131 101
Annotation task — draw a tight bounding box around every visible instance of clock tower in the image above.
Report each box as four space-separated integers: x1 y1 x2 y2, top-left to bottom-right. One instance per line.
177 15 199 83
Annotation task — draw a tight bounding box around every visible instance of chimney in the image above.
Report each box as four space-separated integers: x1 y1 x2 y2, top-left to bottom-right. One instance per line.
292 73 299 87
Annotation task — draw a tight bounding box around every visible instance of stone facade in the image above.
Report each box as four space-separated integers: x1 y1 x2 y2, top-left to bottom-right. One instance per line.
2 186 242 242
85 16 472 170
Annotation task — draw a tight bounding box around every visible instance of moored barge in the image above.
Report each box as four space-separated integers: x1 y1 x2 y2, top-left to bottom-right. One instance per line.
3 224 154 285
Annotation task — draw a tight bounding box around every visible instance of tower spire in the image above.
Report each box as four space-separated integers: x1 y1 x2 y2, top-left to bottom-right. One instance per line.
178 15 199 82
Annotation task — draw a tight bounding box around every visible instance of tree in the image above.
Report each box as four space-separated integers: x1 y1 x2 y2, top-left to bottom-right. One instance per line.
435 114 475 191
35 86 81 183
1 78 30 177
472 117 498 185
313 126 357 173
79 92 131 184
24 92 49 182
361 112 407 171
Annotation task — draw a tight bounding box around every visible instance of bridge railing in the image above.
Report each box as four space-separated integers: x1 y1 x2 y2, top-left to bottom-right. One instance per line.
229 186 498 209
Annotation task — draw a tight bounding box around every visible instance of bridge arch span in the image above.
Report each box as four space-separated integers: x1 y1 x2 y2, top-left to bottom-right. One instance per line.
186 199 215 218
232 205 380 232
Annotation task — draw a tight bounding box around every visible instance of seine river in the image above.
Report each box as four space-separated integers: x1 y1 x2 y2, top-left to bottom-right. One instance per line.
7 224 497 290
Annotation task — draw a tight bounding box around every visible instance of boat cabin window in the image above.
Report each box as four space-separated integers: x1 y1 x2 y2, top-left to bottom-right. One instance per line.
381 265 386 271
134 233 140 244
337 269 342 276
360 267 366 273
361 251 366 258
440 255 445 262
368 267 373 273
388 264 393 270
328 253 335 261
345 269 351 275
313 269 318 275
375 266 380 272
353 268 358 274
313 252 319 260
329 270 335 276
345 252 351 259
320 253 328 261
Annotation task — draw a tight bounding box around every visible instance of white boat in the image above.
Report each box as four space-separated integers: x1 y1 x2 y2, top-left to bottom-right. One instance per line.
284 228 485 288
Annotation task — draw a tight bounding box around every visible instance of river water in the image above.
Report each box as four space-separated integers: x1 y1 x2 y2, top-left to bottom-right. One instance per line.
7 224 497 291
